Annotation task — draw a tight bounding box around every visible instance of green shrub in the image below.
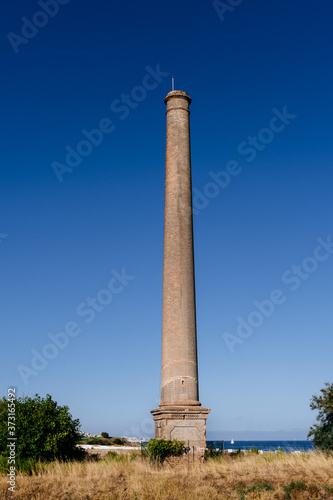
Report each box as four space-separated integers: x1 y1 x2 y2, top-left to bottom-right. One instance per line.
283 481 307 500
13 458 48 475
86 438 102 445
0 454 50 475
112 438 125 445
237 481 274 500
147 439 185 463
107 451 118 460
204 445 223 460
0 455 8 474
0 394 84 463
308 484 320 496
323 485 333 495
101 432 109 438
107 451 127 462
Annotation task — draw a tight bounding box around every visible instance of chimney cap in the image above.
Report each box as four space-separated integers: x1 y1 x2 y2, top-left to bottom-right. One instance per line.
164 90 191 105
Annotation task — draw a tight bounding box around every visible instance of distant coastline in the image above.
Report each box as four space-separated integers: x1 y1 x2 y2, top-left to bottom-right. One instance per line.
207 440 314 453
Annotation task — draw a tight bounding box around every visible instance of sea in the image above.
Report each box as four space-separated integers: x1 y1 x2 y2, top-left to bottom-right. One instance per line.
207 441 314 453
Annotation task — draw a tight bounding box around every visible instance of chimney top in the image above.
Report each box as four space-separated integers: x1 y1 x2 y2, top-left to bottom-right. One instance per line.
164 90 191 105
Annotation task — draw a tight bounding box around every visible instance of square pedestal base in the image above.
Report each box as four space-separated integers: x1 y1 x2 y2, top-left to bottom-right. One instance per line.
151 406 210 453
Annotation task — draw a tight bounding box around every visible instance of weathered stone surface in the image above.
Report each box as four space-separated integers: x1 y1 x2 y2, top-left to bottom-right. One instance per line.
151 90 210 451
151 405 210 452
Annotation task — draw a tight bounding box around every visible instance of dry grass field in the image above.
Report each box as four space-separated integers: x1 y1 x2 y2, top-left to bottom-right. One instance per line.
1 452 333 499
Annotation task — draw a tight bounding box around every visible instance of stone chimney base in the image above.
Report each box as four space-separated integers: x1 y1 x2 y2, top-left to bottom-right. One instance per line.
151 406 210 453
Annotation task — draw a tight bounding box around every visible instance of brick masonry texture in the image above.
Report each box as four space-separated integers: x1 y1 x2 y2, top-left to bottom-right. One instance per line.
151 91 210 451
162 91 198 406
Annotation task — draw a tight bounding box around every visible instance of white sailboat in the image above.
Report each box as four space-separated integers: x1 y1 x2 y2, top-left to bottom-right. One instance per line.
230 439 234 445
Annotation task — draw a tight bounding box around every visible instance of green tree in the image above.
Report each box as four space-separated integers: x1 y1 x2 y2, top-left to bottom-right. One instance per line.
0 394 84 461
308 382 333 452
101 432 109 438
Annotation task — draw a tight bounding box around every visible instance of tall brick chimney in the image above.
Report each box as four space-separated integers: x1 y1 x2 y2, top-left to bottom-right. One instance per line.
151 90 210 452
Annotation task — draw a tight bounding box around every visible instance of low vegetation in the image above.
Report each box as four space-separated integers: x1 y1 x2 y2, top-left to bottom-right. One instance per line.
1 451 333 499
79 436 129 446
1 388 332 498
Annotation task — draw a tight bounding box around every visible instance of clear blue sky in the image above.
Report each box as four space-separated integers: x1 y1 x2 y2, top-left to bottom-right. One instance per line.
1 0 333 440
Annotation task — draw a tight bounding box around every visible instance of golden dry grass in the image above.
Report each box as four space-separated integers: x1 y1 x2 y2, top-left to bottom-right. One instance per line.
1 452 333 499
